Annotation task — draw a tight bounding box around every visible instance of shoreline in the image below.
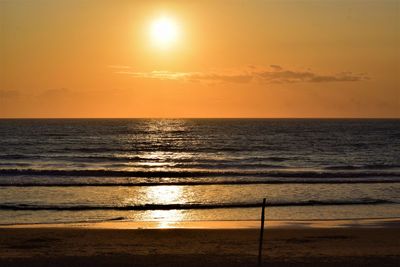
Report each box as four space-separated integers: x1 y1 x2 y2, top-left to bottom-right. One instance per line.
1 217 399 229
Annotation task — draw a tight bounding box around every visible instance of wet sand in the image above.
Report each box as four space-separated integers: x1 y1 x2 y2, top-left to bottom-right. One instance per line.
1 219 399 267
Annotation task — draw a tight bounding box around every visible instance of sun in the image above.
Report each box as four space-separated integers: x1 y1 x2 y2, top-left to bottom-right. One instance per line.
150 16 179 49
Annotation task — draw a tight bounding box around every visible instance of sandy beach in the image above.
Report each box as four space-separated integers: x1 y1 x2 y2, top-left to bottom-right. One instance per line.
1 219 399 267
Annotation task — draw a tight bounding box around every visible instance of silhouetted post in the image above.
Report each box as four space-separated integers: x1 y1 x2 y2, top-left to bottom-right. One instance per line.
258 198 266 266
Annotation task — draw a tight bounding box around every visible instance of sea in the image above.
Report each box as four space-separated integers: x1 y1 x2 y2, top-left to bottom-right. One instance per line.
0 119 399 225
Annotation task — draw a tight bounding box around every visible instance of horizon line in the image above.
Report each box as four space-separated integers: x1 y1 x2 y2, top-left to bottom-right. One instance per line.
0 117 399 120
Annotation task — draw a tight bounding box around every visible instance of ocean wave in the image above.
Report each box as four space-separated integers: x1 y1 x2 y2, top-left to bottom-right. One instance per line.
0 199 396 211
325 164 400 170
52 147 241 154
0 154 296 165
1 177 399 187
0 168 399 178
0 154 37 160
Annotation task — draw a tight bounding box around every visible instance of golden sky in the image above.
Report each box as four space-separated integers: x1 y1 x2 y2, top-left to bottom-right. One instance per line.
1 0 399 118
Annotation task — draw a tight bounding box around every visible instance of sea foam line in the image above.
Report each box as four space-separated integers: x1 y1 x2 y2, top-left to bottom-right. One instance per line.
0 178 399 187
0 199 397 211
1 168 400 178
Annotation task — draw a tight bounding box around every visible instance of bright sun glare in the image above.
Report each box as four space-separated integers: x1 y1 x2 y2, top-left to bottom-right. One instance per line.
150 17 179 48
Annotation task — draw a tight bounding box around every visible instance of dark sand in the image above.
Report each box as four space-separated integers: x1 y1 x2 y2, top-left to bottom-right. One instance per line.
1 223 399 267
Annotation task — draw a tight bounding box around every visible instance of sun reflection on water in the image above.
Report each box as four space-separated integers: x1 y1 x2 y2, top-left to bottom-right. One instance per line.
123 120 195 227
149 210 185 228
146 185 186 228
147 185 183 203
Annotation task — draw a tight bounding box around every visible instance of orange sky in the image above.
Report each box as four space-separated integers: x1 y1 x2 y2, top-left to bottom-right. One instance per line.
1 0 399 118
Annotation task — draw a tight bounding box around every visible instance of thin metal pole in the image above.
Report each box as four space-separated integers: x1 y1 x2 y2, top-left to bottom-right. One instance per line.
258 198 266 266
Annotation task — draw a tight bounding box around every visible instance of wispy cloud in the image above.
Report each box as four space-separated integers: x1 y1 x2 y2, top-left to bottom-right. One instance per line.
111 65 369 84
108 65 132 69
124 70 194 81
0 90 20 98
39 88 72 98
